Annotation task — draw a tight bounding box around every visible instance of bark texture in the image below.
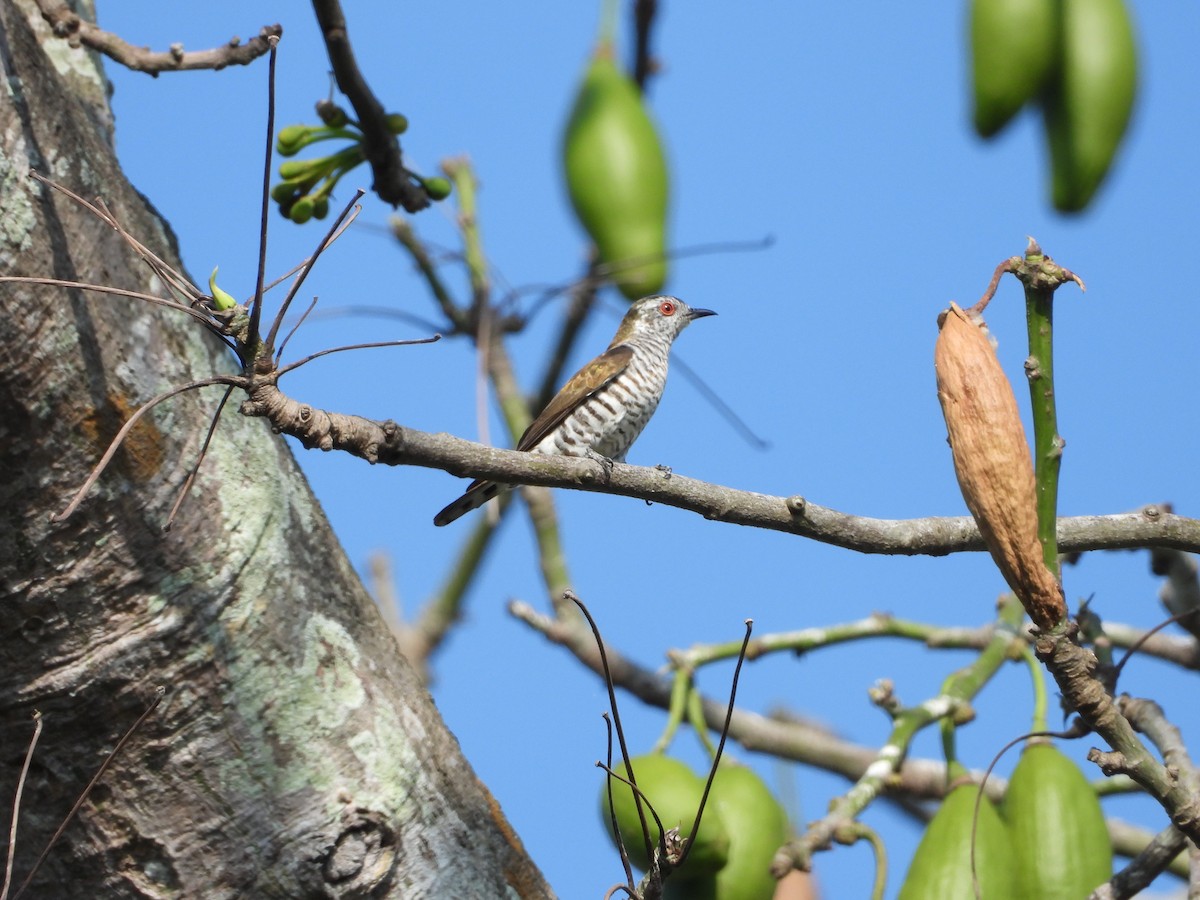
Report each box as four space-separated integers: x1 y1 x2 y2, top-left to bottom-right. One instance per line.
0 4 550 897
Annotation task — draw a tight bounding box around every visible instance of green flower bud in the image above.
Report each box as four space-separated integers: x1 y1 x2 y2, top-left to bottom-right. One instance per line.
386 113 409 135
208 267 238 311
290 196 315 224
422 176 452 201
276 124 310 155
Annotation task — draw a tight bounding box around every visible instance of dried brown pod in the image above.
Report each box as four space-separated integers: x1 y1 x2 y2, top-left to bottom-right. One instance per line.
935 303 1065 628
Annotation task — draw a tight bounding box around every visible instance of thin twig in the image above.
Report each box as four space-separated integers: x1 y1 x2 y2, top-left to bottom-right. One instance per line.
565 590 656 872
301 304 445 336
12 689 164 900
258 211 363 304
2 712 43 900
534 269 600 409
0 277 226 333
602 714 637 892
273 335 440 378
679 619 754 868
262 194 365 354
672 352 769 450
969 258 1016 316
164 385 236 531
275 297 319 366
91 198 198 307
53 376 244 522
33 3 280 75
30 175 198 305
390 217 466 330
247 36 280 355
515 235 774 328
1113 610 1199 682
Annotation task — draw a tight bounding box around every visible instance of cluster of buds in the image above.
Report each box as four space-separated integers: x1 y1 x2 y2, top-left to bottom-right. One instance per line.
272 100 451 223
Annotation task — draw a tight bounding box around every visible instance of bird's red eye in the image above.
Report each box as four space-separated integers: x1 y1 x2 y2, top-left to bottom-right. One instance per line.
658 300 676 316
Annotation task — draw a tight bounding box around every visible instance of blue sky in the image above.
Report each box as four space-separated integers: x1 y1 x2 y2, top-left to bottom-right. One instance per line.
98 3 1199 896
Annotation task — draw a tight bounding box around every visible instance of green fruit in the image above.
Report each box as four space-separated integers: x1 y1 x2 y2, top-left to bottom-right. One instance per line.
1043 0 1138 212
707 764 790 900
600 754 730 878
970 0 1056 137
563 41 668 301
1002 742 1112 898
898 781 1018 900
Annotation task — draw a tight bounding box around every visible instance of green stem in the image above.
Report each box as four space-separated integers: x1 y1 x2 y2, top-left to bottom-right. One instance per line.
1021 644 1048 734
443 157 490 309
390 216 467 330
599 0 619 47
673 612 1023 670
1022 250 1063 577
685 681 718 759
651 670 691 754
445 157 576 615
794 597 1023 848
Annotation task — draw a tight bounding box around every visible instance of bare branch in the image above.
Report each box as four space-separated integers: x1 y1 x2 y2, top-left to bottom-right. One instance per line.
261 193 365 354
235 380 1200 555
1091 825 1188 899
506 599 1008 803
0 276 223 331
274 335 440 378
164 385 237 531
310 0 427 211
33 3 281 75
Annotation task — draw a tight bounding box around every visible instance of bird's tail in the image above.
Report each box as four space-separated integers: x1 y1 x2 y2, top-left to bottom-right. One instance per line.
433 480 504 526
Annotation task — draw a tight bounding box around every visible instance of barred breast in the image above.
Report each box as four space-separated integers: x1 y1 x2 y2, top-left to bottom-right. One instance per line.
537 341 670 462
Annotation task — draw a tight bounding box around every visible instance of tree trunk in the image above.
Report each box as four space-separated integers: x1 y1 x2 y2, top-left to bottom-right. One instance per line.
0 4 551 897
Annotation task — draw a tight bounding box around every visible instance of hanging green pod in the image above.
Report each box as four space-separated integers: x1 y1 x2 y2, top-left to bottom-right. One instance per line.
897 777 1018 900
600 753 730 878
1042 0 1138 212
1002 741 1113 898
562 36 669 300
970 0 1057 137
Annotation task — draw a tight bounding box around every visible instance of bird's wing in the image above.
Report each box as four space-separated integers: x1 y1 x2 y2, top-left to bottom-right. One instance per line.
516 345 634 452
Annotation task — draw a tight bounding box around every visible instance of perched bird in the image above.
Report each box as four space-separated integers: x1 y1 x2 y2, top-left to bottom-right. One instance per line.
434 295 715 526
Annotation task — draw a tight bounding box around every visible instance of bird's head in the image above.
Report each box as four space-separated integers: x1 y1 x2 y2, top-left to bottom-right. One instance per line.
610 295 717 347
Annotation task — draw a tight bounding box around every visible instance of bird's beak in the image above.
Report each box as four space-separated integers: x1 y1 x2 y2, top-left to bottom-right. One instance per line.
688 308 717 320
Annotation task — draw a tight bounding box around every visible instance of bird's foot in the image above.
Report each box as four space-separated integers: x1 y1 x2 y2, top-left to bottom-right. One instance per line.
654 464 673 480
585 448 615 483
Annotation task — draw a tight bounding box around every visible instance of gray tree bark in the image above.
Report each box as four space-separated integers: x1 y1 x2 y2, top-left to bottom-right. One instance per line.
0 3 551 897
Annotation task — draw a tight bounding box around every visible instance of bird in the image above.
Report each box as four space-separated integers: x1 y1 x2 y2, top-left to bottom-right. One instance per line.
433 295 716 526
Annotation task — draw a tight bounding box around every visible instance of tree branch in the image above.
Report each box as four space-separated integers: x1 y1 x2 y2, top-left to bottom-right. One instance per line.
34 2 281 75
236 377 1200 553
506 598 1009 804
309 0 427 211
